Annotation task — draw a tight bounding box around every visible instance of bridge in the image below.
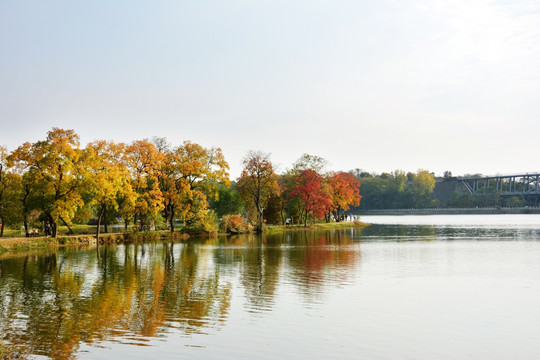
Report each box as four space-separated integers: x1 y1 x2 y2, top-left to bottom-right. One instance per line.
458 173 540 200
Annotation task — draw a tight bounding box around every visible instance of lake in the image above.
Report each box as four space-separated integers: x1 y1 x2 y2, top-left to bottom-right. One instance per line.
1 214 540 359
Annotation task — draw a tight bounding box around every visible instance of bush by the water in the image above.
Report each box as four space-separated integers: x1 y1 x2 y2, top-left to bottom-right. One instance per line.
182 210 219 236
220 214 251 234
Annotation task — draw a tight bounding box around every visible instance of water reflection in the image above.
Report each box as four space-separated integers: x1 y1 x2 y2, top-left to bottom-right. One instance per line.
361 223 540 242
0 230 361 359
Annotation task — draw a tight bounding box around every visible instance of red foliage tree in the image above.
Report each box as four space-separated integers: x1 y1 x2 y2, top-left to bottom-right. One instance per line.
291 169 332 226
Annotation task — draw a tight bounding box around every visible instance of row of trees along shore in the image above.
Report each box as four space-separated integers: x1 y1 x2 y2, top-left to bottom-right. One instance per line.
349 169 437 210
0 128 364 238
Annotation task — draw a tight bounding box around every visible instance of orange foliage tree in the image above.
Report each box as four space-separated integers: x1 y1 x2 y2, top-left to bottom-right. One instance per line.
237 151 279 232
327 171 361 222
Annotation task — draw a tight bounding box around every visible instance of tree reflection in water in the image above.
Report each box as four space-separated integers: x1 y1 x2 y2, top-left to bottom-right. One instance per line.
0 229 362 359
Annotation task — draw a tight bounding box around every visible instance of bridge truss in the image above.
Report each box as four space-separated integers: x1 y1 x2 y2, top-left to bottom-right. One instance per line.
459 173 540 200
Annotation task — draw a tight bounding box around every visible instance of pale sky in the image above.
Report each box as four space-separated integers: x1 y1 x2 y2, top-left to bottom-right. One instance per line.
1 0 539 179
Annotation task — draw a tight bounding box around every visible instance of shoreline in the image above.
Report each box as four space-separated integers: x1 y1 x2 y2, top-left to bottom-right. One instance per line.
359 207 540 215
0 222 369 254
0 231 188 253
265 221 368 233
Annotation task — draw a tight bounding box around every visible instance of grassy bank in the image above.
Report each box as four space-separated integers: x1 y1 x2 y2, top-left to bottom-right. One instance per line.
0 224 98 238
265 221 368 233
0 231 188 253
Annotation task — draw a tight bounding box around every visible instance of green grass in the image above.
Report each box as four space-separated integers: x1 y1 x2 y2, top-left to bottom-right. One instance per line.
0 229 25 238
265 221 368 233
0 224 97 238
0 230 188 254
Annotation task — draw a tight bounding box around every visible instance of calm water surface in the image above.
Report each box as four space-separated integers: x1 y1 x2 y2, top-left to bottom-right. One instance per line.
1 215 540 359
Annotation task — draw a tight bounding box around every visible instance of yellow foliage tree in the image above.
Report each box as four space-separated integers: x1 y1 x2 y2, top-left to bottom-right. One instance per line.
85 140 133 240
156 140 230 232
123 140 165 230
9 128 85 237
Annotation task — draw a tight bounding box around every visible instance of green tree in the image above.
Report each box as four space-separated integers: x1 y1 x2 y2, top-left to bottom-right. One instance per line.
410 169 436 208
211 183 244 218
291 153 328 174
0 147 24 236
449 192 475 207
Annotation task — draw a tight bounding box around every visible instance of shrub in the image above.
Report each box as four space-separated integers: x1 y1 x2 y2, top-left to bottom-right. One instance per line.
220 214 251 234
183 210 219 236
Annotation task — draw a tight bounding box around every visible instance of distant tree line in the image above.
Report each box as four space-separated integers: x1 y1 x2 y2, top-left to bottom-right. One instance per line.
348 169 535 210
348 169 436 210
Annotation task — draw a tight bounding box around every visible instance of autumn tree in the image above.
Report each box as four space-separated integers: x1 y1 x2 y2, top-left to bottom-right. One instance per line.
9 128 85 237
277 172 301 225
283 153 330 225
155 139 230 232
237 151 279 232
85 140 132 240
123 140 165 230
290 169 332 226
173 141 230 227
328 171 361 222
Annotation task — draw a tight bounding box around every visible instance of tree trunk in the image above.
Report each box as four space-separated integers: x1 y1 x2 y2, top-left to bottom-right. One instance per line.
169 208 175 233
22 186 30 237
0 214 4 237
96 204 105 241
52 222 58 238
103 206 108 233
60 217 74 234
257 208 264 233
255 188 263 233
